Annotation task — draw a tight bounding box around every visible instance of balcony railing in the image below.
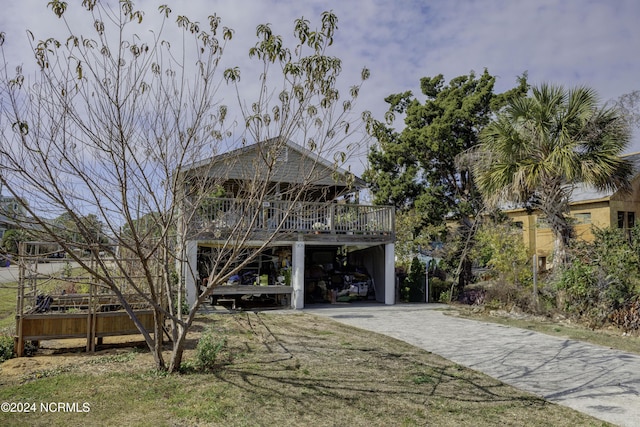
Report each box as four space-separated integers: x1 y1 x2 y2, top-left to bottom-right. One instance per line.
189 197 394 238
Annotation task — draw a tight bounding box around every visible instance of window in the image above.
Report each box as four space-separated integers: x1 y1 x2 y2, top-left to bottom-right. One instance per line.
536 216 549 229
573 213 591 224
538 256 547 272
617 211 636 229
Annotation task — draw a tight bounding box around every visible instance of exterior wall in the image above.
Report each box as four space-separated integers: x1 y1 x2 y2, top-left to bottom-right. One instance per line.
609 174 640 228
506 201 612 258
570 202 611 242
506 178 640 260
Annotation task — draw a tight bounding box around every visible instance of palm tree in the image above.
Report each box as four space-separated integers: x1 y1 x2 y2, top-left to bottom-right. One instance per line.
472 84 632 267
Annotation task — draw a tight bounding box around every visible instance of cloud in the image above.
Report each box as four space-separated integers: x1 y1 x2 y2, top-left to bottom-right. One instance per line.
1 0 639 174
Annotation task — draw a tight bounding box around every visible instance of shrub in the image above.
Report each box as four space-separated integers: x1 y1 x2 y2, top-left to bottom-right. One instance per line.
482 282 519 309
610 297 640 334
401 257 426 302
438 290 451 304
0 334 15 363
428 277 451 302
472 221 532 286
173 297 190 316
555 227 640 326
195 327 227 371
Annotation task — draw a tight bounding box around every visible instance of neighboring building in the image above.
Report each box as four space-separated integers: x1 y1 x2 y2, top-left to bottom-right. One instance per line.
0 195 26 239
179 138 396 309
505 152 640 269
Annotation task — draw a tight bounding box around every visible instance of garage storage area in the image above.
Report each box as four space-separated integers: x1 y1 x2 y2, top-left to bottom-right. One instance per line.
195 243 386 310
197 245 294 310
304 246 375 304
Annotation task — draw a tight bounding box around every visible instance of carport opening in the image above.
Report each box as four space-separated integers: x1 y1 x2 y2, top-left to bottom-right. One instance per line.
304 245 376 305
196 243 387 310
197 245 293 310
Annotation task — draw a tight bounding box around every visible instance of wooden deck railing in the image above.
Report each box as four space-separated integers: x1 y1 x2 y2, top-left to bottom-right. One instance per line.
189 198 394 237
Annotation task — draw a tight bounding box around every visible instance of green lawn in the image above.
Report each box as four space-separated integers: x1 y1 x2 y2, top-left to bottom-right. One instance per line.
0 284 16 330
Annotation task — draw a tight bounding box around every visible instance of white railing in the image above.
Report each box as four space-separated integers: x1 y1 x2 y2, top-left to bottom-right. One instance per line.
190 198 394 236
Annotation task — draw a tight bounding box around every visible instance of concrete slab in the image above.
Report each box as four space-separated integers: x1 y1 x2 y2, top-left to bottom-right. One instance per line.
0 261 78 284
303 303 640 427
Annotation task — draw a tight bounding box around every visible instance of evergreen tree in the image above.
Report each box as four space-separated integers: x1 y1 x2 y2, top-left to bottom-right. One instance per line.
365 70 528 286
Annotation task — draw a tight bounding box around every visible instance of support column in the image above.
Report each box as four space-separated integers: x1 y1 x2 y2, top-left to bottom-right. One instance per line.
185 240 199 307
385 243 395 305
292 242 305 309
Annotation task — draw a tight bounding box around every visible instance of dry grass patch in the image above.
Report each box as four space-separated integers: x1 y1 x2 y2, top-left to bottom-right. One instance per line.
454 305 640 355
0 312 611 426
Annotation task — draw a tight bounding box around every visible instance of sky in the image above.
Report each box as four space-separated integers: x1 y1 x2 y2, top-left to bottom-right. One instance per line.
1 0 639 176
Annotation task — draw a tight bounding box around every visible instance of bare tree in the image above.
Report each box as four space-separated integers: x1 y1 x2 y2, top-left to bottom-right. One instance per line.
0 1 369 372
615 90 640 130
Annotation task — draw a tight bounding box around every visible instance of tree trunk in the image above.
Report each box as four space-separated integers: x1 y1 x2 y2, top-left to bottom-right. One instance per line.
168 323 189 373
538 183 573 268
545 206 574 268
152 309 166 371
450 213 482 300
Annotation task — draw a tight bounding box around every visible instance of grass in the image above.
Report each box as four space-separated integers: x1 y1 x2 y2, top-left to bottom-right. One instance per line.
453 305 640 355
0 312 611 427
0 284 16 330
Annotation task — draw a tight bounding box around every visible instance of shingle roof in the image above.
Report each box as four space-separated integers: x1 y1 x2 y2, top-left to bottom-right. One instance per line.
571 152 640 203
181 137 367 190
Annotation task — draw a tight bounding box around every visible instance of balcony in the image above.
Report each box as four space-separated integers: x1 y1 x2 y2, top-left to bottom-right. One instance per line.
188 198 395 242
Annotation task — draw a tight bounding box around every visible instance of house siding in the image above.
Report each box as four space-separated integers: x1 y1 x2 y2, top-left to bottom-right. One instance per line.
204 145 354 187
506 176 640 258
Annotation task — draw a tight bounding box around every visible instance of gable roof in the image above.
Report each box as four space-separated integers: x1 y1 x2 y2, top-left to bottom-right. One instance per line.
500 152 640 212
570 152 640 203
182 137 366 190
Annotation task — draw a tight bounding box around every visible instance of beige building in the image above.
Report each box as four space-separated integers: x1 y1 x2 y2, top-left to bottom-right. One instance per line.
505 152 640 268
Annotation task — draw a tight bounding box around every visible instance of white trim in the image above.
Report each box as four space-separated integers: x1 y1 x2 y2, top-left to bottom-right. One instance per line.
292 242 305 309
185 240 199 306
385 243 395 305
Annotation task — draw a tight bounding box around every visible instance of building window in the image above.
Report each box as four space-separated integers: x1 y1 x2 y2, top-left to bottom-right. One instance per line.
573 213 591 224
513 221 523 229
617 211 636 229
538 256 547 272
536 216 549 229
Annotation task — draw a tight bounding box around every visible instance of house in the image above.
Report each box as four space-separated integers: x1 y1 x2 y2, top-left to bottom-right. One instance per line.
0 195 25 239
504 152 640 269
179 138 396 309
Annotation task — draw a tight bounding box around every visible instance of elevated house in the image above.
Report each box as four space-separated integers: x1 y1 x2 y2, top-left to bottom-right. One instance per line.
505 152 640 269
180 138 396 309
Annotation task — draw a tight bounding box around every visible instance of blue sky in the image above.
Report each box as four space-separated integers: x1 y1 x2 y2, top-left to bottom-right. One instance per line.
2 0 639 175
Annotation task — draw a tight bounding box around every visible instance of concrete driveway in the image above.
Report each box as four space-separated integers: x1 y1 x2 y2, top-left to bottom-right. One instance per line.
304 303 640 427
0 261 76 284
